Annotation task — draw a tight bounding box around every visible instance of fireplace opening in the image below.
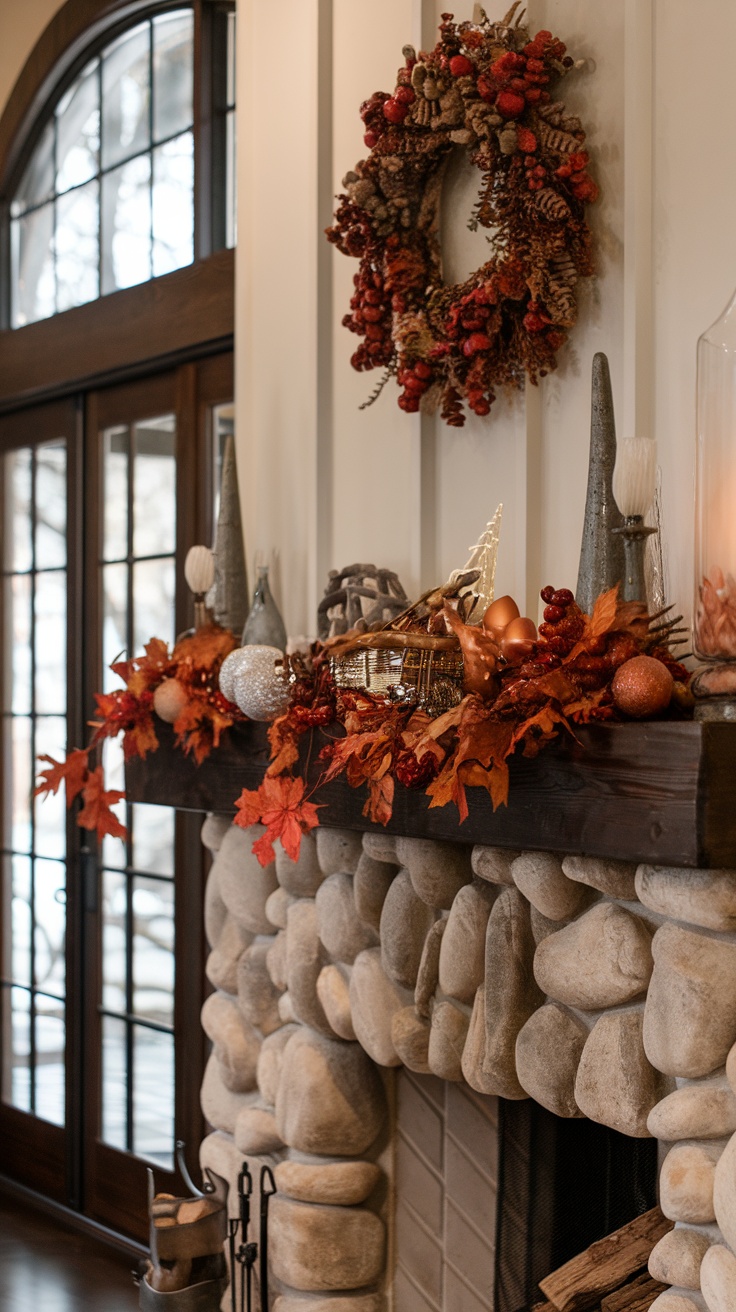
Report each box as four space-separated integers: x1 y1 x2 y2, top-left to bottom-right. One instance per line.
495 1099 659 1312
393 1071 658 1312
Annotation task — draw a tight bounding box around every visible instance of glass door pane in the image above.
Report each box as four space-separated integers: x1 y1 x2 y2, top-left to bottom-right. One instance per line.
0 398 75 1207
83 367 205 1241
1 440 68 1130
98 407 177 1169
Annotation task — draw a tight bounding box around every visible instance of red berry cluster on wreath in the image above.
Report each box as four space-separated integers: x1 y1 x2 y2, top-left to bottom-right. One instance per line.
555 150 598 203
345 269 393 371
474 32 568 116
397 360 434 413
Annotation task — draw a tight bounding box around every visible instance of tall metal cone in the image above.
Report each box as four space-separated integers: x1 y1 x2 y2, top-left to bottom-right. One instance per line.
213 434 248 634
575 353 625 614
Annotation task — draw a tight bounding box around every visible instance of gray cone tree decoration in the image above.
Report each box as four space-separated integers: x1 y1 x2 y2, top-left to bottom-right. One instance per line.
213 434 249 635
575 352 626 615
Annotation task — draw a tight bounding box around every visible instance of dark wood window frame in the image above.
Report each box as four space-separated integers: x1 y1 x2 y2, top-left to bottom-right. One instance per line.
0 0 234 409
0 0 235 1246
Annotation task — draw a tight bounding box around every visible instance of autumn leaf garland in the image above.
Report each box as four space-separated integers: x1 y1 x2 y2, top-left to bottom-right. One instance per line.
34 586 691 865
235 587 691 867
35 626 244 845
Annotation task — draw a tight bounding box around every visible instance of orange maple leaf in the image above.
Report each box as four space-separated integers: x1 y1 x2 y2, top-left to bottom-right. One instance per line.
455 718 514 771
34 749 90 806
426 757 465 815
173 696 234 765
172 626 237 672
460 759 510 811
363 774 395 826
266 714 300 776
122 714 160 761
112 637 173 696
322 730 388 786
511 703 566 750
76 766 127 843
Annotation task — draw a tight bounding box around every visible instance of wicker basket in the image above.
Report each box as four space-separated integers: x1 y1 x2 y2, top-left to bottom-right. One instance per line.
331 631 464 715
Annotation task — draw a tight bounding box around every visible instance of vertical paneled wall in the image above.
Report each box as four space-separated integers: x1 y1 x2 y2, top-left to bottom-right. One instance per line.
234 0 720 638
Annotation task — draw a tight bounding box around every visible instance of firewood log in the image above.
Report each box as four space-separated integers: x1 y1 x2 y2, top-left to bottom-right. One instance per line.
538 1208 671 1312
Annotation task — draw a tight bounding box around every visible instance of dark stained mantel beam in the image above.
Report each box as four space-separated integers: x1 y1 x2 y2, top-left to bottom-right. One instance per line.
125 719 736 870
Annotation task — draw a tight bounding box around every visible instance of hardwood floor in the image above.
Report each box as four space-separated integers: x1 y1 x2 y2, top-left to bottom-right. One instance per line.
0 1193 140 1311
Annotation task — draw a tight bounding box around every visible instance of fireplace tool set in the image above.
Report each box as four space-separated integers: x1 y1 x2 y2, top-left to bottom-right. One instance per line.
227 1160 277 1312
138 1142 276 1311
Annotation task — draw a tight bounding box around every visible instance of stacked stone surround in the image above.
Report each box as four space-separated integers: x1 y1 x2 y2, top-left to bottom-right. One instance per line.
198 814 736 1312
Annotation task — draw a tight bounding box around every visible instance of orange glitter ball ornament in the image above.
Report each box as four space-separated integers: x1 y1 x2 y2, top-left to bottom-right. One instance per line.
611 655 674 719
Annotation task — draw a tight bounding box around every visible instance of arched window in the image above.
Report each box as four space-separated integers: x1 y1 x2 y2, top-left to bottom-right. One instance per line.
0 0 236 1244
9 4 235 328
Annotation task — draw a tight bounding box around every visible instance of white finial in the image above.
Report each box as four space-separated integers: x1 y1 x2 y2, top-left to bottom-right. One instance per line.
613 437 657 519
185 545 215 596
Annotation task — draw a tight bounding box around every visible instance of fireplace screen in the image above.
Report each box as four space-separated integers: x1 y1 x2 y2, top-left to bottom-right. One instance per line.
496 1099 658 1312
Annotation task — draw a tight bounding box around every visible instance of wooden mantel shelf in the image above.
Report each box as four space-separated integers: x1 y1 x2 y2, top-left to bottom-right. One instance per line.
125 719 736 870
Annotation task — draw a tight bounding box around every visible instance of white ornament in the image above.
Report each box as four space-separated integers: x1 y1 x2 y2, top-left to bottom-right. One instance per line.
184 544 215 595
232 645 290 721
219 647 251 703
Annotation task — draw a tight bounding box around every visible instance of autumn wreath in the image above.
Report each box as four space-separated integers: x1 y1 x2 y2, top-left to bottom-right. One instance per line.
327 5 599 426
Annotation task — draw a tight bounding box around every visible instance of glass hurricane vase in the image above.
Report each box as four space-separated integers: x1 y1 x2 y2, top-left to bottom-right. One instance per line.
694 288 736 712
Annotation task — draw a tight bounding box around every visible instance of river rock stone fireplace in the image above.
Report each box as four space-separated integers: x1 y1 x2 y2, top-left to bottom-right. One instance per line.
194 811 736 1312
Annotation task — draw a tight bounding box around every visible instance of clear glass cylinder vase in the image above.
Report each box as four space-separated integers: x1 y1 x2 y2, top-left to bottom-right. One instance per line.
694 289 736 674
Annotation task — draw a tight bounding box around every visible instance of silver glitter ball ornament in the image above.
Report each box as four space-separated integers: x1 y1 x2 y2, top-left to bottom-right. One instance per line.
232 645 290 721
219 647 251 704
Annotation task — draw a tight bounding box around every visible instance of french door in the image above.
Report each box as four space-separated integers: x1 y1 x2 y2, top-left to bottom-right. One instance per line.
0 352 233 1239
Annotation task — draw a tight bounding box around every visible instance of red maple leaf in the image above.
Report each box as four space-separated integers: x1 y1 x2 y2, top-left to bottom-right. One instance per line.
34 749 90 806
233 785 265 830
234 775 321 866
91 689 158 759
76 767 127 842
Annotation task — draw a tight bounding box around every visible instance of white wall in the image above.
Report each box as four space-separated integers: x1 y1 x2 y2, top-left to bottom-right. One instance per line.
235 0 727 640
0 1 725 639
652 0 736 628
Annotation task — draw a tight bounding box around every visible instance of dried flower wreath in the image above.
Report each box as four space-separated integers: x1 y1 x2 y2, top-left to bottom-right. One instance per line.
326 5 599 426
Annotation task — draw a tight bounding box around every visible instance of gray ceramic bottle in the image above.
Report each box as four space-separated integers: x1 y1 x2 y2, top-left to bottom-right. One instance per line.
241 565 287 651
